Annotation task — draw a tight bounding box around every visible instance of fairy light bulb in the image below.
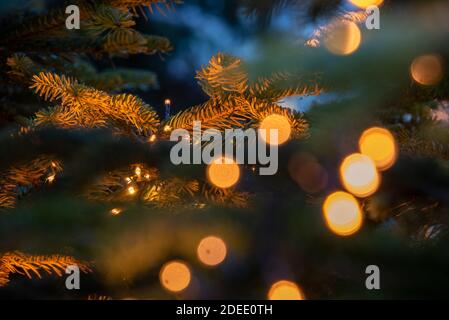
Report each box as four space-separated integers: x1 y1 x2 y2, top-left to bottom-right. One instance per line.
110 208 122 215
135 166 141 176
159 261 191 293
207 157 240 189
324 20 362 56
128 186 136 195
268 280 305 300
340 153 380 197
359 127 397 171
259 114 292 145
46 174 55 183
323 191 363 236
197 236 227 266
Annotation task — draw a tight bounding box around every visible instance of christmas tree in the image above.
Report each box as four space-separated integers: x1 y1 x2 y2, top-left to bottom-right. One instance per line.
1 0 449 299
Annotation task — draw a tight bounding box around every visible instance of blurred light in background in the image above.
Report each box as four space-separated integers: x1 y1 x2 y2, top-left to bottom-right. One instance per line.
324 21 362 56
410 54 444 86
110 208 122 216
197 236 227 266
207 157 240 189
359 127 397 171
340 153 380 197
348 0 384 9
323 191 363 236
288 153 328 193
160 261 191 293
268 280 305 300
259 114 291 145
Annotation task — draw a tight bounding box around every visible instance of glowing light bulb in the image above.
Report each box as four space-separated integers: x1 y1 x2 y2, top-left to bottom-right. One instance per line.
410 54 444 86
159 261 191 293
340 153 380 197
135 166 141 176
128 186 136 195
197 236 227 266
163 125 172 132
324 20 362 56
323 191 363 236
259 114 292 145
207 157 240 189
46 174 55 183
110 208 122 215
149 134 157 143
349 0 384 9
359 127 397 171
268 280 305 300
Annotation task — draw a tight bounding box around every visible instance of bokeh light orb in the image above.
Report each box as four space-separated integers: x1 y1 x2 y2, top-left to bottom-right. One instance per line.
207 157 240 189
197 236 227 266
288 153 328 193
268 280 305 300
340 153 380 197
159 261 191 293
349 0 384 9
324 20 362 56
410 54 444 86
323 191 363 236
259 114 292 145
359 127 397 171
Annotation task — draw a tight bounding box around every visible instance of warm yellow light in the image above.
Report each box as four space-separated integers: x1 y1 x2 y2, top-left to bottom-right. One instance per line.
110 208 122 215
135 166 141 176
349 0 384 8
259 114 292 145
323 191 363 236
324 20 362 56
207 157 240 189
410 54 444 86
197 236 227 266
164 99 171 105
163 125 172 132
359 127 397 171
340 153 380 197
268 280 305 300
128 186 136 195
46 174 55 183
159 261 191 293
149 134 157 143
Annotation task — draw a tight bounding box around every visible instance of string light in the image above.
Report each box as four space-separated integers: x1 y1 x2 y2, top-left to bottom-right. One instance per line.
149 134 157 143
110 208 122 215
349 0 384 8
359 127 397 171
324 20 361 56
159 261 191 293
127 186 136 195
163 125 172 132
323 191 363 236
207 156 240 189
135 166 141 176
197 236 227 266
340 153 380 197
46 174 55 183
164 99 171 120
268 280 305 300
410 54 444 86
259 114 292 145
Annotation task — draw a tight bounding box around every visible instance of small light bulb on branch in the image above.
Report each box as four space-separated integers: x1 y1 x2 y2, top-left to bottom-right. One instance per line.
46 174 55 183
135 166 141 176
128 186 136 195
164 99 171 120
149 134 157 143
110 208 122 215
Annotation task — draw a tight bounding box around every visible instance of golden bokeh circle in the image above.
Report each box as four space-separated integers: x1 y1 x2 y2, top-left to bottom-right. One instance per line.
340 153 380 197
268 280 305 300
323 191 363 236
197 236 227 266
259 114 292 145
359 127 397 171
207 157 240 189
349 0 384 9
324 20 362 56
410 54 444 86
159 261 191 293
